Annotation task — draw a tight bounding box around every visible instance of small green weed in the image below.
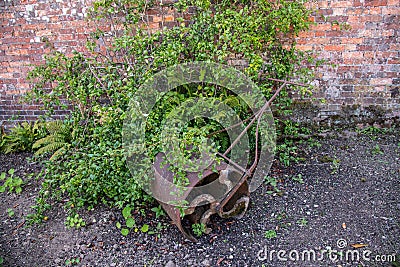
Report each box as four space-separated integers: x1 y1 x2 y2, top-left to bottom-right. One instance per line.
357 126 385 135
7 208 14 217
307 138 322 148
264 229 277 239
0 256 3 267
330 158 340 174
0 169 24 194
65 213 86 229
291 174 304 184
151 205 165 219
264 176 281 194
192 223 207 237
371 144 384 155
273 211 287 221
141 224 149 233
118 206 136 236
356 126 393 140
147 222 168 238
297 217 308 226
65 257 80 266
277 141 299 167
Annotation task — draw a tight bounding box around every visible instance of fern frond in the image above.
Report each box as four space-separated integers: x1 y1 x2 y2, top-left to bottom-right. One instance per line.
34 142 67 156
33 134 66 149
49 146 69 161
45 121 65 134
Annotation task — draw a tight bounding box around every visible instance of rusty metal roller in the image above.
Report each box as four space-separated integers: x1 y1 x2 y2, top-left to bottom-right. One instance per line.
150 78 306 241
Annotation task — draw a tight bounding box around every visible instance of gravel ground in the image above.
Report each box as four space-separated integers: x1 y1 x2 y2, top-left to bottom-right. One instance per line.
0 130 399 267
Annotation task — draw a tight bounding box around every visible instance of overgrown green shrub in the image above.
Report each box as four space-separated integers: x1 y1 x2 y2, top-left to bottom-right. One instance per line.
26 0 321 219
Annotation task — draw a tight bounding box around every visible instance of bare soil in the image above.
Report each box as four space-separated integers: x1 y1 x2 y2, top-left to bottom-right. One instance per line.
1 130 399 267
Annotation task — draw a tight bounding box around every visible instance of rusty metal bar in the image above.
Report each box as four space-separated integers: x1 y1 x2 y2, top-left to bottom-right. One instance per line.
222 81 287 157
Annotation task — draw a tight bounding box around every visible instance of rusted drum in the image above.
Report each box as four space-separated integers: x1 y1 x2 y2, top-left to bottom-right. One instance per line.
152 152 250 241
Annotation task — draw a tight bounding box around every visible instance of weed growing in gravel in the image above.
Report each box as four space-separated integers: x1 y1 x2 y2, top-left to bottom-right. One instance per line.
264 229 277 239
297 217 308 226
264 176 281 194
151 205 166 219
356 125 397 141
371 144 384 155
65 213 86 229
117 206 136 236
276 140 299 167
291 174 304 184
147 222 168 238
307 138 322 148
65 257 80 266
356 126 385 139
330 158 341 175
7 208 14 217
0 169 24 194
192 223 207 237
141 224 150 233
0 256 3 267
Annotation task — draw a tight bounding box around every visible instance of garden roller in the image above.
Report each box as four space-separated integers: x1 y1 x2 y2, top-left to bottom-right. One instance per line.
151 78 306 241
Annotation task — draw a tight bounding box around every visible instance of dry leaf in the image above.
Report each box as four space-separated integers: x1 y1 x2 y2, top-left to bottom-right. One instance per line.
351 243 368 249
342 223 346 229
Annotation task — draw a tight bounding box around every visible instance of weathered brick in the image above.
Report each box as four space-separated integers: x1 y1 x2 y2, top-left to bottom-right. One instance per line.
365 0 388 7
0 0 399 125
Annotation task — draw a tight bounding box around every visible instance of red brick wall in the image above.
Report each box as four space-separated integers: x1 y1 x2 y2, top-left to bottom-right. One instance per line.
297 0 399 120
1 0 399 126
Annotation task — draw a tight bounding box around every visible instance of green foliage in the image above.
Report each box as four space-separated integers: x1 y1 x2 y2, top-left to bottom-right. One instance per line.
264 229 277 239
65 213 86 229
141 224 149 233
7 208 15 217
371 144 384 155
297 217 308 226
192 223 206 237
65 257 80 266
151 205 166 219
0 169 24 194
117 205 137 236
291 173 304 184
121 228 129 236
330 158 340 174
1 122 45 154
264 175 281 194
33 120 74 161
26 0 320 218
356 125 395 141
276 140 299 166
